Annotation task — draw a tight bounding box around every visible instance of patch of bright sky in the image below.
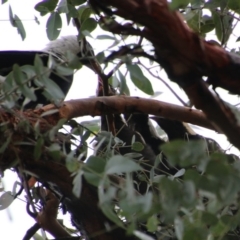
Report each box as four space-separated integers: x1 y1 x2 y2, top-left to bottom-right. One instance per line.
0 1 240 239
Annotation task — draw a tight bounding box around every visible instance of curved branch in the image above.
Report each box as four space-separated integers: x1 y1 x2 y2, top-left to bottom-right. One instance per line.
88 0 240 149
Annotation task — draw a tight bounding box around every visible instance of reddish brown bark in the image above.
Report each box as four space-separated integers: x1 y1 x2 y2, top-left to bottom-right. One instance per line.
87 0 240 149
40 96 213 130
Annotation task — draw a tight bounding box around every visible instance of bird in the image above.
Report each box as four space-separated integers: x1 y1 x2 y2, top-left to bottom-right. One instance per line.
124 113 165 155
0 36 90 109
151 116 223 154
150 116 199 141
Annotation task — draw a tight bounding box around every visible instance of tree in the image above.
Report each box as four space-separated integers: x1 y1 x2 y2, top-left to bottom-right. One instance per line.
1 0 240 239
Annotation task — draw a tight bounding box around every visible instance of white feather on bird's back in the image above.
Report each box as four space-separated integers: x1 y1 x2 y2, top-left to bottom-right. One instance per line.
43 35 81 56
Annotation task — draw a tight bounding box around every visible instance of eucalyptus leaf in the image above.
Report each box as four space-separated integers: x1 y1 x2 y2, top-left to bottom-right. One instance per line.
8 5 14 26
169 0 191 10
73 0 86 6
132 141 144 152
35 0 58 15
46 12 62 40
96 34 116 40
133 230 155 240
84 156 106 174
14 15 26 40
127 64 154 95
81 18 97 34
72 170 83 197
0 191 14 210
118 70 130 96
78 6 92 23
147 215 159 232
105 155 142 174
13 65 37 101
41 76 65 101
57 0 68 13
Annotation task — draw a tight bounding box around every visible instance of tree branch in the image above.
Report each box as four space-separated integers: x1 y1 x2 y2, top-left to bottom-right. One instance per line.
88 0 240 149
36 96 213 131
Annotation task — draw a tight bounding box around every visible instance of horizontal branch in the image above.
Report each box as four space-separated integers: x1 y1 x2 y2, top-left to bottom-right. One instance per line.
39 96 214 130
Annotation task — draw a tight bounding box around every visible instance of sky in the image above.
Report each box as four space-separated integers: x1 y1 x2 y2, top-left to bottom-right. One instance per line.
0 0 240 239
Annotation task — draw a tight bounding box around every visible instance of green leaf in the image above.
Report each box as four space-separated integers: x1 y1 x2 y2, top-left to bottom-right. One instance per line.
118 175 141 215
174 217 184 240
161 140 207 168
65 51 82 69
205 0 227 10
40 76 65 102
173 168 185 178
109 75 119 88
200 15 215 34
72 0 87 6
105 155 142 174
48 143 61 152
84 156 106 186
201 211 218 225
34 16 40 25
20 65 37 79
147 215 159 232
169 0 191 10
46 12 62 40
228 0 240 11
183 169 201 186
34 54 45 76
124 152 143 159
34 137 44 160
209 220 229 238
133 230 155 240
96 34 116 40
81 18 97 34
132 141 144 152
183 225 208 240
67 3 79 18
96 52 105 64
118 70 130 96
0 191 14 210
127 64 154 95
212 11 233 44
101 203 125 228
55 65 74 76
9 5 14 26
78 6 92 23
159 177 182 221
13 64 37 101
35 0 58 16
57 0 68 13
72 170 83 197
2 0 8 4
85 156 106 173
182 181 196 205
0 133 12 153
187 10 201 33
66 156 80 172
191 0 204 8
14 15 26 40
